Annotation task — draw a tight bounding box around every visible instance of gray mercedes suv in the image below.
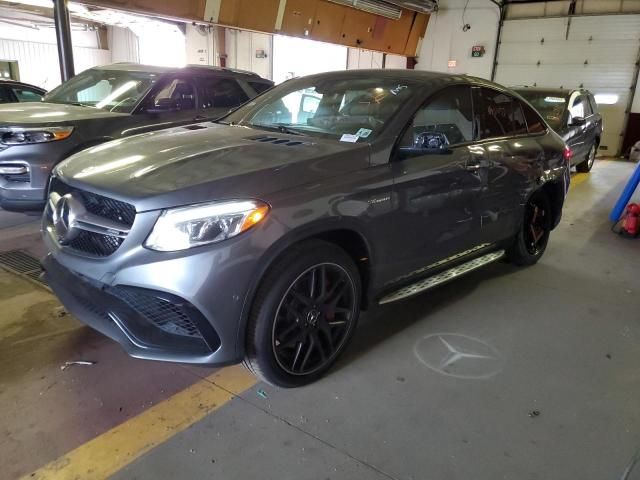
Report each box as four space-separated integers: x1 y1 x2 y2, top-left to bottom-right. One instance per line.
0 63 272 211
42 70 570 387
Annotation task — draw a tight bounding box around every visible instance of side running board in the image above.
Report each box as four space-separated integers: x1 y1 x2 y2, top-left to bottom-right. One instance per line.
379 250 505 305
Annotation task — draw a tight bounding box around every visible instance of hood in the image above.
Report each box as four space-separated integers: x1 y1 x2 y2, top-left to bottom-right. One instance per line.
0 102 127 125
55 123 370 211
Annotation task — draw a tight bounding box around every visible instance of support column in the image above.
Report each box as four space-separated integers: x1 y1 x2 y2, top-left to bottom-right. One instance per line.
53 0 75 81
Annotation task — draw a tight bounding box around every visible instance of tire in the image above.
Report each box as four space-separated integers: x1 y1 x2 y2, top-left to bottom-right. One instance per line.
507 191 552 266
576 143 597 173
244 240 361 387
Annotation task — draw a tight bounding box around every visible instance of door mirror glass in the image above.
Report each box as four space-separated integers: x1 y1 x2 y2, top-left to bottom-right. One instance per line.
415 131 450 151
569 116 586 126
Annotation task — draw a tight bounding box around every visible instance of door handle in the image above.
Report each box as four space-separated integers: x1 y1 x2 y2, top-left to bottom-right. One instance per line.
465 156 483 171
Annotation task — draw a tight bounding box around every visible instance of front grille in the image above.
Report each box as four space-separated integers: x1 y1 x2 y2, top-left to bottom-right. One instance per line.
67 230 123 257
48 177 136 257
50 177 136 225
110 286 204 339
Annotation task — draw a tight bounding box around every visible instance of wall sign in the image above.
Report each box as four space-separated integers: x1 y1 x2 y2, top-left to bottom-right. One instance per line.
472 46 486 58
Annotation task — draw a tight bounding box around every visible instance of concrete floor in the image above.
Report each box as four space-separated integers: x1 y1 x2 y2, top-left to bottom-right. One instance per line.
1 159 639 480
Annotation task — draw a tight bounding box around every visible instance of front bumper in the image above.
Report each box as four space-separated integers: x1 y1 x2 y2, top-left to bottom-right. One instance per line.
42 206 268 365
0 141 70 211
43 255 224 363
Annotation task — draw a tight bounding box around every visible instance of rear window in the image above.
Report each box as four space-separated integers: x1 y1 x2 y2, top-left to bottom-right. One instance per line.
516 90 567 130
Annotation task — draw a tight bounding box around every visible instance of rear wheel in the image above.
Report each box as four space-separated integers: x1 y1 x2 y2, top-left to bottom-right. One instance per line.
244 240 361 387
507 192 551 266
576 143 597 173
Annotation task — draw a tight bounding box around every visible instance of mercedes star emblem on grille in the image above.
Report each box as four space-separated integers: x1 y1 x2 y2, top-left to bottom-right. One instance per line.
52 193 83 244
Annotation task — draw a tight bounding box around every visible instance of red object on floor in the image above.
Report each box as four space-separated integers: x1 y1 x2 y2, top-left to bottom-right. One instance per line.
621 203 640 237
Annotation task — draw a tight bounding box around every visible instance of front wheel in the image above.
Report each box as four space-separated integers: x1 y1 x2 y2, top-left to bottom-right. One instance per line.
576 143 597 173
507 192 552 266
244 240 361 387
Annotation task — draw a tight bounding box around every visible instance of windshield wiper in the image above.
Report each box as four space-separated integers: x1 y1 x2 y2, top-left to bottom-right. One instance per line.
250 123 306 136
67 102 94 108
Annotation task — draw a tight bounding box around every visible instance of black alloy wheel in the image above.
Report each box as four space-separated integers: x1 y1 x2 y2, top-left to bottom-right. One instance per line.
577 143 597 173
523 199 548 256
507 192 551 266
272 263 356 376
244 240 361 387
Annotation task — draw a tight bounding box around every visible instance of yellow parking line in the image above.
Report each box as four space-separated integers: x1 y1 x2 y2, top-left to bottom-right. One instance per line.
22 365 257 480
570 173 589 189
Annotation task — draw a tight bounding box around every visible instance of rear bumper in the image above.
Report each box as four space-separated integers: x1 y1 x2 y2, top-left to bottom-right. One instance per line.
42 254 239 366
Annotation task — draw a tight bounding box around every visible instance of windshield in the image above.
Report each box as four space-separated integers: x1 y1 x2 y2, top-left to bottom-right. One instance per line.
516 91 568 130
224 77 418 141
44 68 159 113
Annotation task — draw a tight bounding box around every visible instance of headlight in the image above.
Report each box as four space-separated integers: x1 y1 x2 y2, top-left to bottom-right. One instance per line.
144 200 270 252
0 126 74 145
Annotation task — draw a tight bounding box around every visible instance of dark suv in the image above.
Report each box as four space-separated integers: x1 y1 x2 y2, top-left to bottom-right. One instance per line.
42 71 569 387
513 87 602 173
0 63 272 211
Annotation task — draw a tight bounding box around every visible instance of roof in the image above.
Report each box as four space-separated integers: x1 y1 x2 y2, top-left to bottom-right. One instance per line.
512 86 589 96
286 69 512 92
93 63 269 80
0 79 46 92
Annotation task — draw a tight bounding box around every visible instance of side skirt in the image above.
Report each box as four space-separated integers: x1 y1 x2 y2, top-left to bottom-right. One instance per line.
378 250 505 305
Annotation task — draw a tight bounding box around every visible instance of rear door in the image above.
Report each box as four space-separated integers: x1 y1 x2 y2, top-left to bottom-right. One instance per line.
566 93 590 159
389 85 484 278
472 87 541 243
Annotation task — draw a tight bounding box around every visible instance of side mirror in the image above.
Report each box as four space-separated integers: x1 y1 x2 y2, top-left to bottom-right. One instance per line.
146 98 180 113
415 132 450 152
569 116 586 127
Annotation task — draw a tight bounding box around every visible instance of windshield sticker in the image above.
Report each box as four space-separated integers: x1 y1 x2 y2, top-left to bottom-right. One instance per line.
340 134 359 143
356 128 372 138
390 85 408 96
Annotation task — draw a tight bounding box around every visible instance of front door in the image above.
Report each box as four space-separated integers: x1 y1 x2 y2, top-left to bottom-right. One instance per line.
389 85 483 281
128 76 203 135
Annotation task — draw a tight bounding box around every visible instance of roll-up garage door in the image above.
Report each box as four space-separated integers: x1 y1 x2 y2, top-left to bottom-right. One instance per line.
495 14 640 155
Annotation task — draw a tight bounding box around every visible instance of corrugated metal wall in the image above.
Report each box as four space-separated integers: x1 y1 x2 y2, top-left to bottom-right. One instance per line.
0 38 111 91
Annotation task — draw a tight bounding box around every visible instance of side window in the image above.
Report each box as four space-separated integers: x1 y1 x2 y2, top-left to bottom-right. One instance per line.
11 87 43 102
588 94 598 114
0 86 15 103
569 95 586 120
399 85 473 152
582 95 593 116
473 87 519 139
521 101 546 134
512 100 528 135
152 78 196 111
200 78 249 109
248 81 272 95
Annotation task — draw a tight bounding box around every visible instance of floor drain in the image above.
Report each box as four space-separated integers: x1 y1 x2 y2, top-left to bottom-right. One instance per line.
0 250 47 286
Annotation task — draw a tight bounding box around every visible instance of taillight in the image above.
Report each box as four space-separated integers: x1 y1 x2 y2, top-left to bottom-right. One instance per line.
563 146 573 163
